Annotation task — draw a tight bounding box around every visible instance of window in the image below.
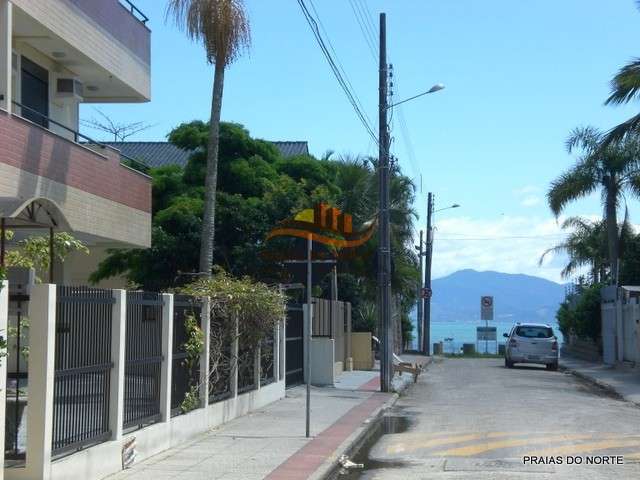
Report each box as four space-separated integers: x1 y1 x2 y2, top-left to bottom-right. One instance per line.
514 326 554 339
20 56 49 128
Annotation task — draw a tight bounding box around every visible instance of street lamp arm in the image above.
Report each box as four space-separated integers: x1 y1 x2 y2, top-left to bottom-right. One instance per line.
386 84 445 110
433 204 460 214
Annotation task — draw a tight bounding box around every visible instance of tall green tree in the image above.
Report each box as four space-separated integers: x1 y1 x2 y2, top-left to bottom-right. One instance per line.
539 217 607 283
548 127 640 283
167 0 250 277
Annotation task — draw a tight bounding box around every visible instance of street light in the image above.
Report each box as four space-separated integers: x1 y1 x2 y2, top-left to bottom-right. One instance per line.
387 84 445 110
434 204 460 214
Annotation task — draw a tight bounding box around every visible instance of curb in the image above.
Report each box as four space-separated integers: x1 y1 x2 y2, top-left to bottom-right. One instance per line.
309 392 399 480
559 363 640 408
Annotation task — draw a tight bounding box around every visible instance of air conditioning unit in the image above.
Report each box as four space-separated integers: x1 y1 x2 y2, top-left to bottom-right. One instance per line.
56 77 84 101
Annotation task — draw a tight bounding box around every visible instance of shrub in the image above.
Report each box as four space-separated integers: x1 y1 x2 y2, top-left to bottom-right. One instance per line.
556 284 602 342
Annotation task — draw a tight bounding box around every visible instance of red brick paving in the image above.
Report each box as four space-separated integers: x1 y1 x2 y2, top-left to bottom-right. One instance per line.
358 375 381 391
264 391 391 479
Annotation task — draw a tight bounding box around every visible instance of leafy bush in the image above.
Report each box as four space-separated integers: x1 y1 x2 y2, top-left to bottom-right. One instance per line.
556 284 602 341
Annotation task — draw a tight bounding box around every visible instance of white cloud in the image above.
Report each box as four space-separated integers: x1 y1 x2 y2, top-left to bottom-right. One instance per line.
521 195 542 207
427 215 597 283
513 185 543 208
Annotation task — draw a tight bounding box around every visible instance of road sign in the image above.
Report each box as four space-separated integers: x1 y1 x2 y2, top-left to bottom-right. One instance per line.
481 295 494 321
420 287 432 299
477 326 497 341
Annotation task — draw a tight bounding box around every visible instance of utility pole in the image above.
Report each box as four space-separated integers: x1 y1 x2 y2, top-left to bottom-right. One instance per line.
378 12 392 392
416 230 424 351
422 193 434 355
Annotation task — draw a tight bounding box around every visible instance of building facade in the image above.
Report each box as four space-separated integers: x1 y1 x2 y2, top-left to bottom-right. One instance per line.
0 0 151 286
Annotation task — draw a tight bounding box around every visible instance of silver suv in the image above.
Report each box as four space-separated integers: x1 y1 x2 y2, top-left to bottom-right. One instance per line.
504 323 559 370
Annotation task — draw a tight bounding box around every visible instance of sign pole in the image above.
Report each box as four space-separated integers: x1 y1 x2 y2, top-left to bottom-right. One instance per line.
305 234 312 438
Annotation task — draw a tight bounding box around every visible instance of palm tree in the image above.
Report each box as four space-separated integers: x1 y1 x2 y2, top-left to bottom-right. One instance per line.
603 1 640 143
539 217 607 282
548 127 640 283
167 0 250 276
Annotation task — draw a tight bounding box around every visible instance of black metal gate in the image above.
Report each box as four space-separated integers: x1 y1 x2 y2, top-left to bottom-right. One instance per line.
52 286 114 455
285 304 304 387
123 291 163 429
170 295 202 415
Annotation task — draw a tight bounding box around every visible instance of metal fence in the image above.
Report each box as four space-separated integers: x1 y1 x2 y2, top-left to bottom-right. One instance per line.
208 317 232 402
237 326 257 394
171 295 202 416
260 332 275 386
285 305 304 387
52 286 114 455
311 298 332 337
123 291 164 429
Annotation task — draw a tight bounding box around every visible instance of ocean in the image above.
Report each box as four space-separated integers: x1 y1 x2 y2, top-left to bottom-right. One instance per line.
410 315 564 355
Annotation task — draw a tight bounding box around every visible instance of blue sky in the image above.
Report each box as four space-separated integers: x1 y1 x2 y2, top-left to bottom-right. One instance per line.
83 0 640 282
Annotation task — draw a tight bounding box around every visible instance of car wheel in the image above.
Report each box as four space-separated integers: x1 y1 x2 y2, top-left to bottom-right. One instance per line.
546 362 558 371
505 358 513 369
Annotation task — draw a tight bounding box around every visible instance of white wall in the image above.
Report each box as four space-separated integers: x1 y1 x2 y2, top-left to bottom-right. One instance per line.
310 337 334 386
0 280 8 480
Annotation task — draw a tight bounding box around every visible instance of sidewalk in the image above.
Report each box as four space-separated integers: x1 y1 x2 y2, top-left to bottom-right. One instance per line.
560 355 640 406
106 371 394 480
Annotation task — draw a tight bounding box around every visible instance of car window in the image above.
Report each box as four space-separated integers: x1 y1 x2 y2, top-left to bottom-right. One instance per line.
514 326 553 339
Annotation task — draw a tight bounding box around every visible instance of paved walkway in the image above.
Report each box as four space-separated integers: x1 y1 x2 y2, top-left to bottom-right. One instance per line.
560 356 640 406
106 370 393 480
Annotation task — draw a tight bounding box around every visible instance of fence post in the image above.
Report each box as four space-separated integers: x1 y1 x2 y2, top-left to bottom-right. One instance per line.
199 297 210 408
280 316 286 382
345 303 353 371
255 344 261 390
230 315 239 398
0 280 8 474
26 284 56 480
273 321 280 383
110 290 126 440
160 293 174 422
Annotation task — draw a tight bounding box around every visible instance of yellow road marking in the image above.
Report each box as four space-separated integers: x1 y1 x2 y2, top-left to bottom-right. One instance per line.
431 434 596 457
528 439 640 457
387 432 512 454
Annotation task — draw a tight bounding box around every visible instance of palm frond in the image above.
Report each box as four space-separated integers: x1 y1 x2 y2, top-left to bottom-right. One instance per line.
605 58 640 105
602 112 640 146
565 126 603 154
547 164 599 216
166 0 251 66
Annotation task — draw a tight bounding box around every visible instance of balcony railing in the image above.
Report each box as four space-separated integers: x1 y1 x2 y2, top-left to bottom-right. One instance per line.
8 99 151 174
120 0 149 24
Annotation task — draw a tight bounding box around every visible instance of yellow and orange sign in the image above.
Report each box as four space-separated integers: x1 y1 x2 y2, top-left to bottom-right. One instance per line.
266 203 376 249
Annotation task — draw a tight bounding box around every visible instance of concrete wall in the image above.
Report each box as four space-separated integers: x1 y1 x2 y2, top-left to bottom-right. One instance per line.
351 332 374 371
44 382 285 480
0 281 8 480
0 115 151 247
599 288 640 366
310 337 334 386
622 302 640 364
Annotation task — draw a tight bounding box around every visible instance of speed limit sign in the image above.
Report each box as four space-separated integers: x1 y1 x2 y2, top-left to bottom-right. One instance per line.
481 296 494 320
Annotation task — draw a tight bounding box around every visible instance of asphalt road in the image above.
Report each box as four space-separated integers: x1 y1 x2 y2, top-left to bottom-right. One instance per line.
346 358 640 479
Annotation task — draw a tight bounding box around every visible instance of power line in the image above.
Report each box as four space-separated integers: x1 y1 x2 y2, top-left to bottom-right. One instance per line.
308 0 374 130
436 234 571 241
348 0 377 60
297 0 378 145
357 0 378 43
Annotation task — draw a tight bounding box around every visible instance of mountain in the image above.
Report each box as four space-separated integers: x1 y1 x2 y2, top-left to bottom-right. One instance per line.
429 269 566 324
